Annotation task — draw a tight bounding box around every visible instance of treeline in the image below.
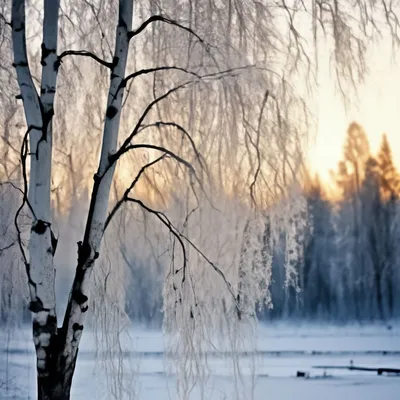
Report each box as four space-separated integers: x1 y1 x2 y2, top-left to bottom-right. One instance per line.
263 122 400 322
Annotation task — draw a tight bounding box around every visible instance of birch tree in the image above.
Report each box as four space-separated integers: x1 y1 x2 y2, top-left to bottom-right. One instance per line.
2 0 399 399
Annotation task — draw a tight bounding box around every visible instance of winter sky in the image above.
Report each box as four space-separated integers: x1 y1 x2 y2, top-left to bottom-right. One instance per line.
310 34 400 182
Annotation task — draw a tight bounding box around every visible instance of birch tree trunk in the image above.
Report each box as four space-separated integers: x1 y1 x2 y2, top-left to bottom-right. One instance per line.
57 0 133 397
12 0 62 398
12 0 133 398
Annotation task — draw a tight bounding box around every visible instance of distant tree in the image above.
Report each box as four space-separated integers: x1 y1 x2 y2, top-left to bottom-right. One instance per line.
362 136 400 319
334 122 371 319
377 134 400 199
302 176 335 318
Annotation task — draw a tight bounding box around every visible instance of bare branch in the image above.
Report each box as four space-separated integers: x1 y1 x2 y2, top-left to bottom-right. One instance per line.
0 241 15 255
104 154 166 230
136 121 206 169
249 90 269 207
14 128 31 266
126 197 188 282
109 143 195 177
118 66 202 95
128 15 206 47
127 197 239 307
114 65 254 165
58 50 113 68
0 12 11 27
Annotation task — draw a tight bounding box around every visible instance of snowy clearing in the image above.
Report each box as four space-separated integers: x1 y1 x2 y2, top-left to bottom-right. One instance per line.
1 323 399 399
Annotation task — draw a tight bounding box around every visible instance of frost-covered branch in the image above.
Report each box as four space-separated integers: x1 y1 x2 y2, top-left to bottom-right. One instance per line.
113 65 254 167
127 197 239 305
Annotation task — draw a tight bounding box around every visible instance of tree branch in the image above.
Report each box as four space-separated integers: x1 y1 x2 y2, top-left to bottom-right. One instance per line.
58 50 113 68
117 66 202 97
249 89 269 207
113 65 253 168
0 241 16 255
104 154 166 230
0 12 11 27
128 15 206 46
136 121 206 169
127 198 239 306
109 143 195 176
126 197 188 282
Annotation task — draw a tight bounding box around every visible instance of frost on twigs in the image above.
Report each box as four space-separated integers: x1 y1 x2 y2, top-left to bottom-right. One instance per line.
160 184 306 398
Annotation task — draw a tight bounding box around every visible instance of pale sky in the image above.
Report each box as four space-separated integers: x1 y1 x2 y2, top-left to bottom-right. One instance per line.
309 38 400 183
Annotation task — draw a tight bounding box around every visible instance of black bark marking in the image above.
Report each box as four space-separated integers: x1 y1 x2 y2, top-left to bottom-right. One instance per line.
14 24 24 32
48 314 57 326
15 93 22 100
106 105 118 119
12 61 28 67
54 58 61 71
41 43 56 66
77 241 91 267
81 305 89 313
112 56 119 67
51 230 58 256
29 298 44 313
32 219 49 234
72 323 83 332
72 289 88 305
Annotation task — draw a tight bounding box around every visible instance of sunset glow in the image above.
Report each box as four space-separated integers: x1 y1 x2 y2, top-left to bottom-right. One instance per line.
310 38 400 183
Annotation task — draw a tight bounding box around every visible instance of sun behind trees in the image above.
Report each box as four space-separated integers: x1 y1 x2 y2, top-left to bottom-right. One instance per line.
276 123 400 322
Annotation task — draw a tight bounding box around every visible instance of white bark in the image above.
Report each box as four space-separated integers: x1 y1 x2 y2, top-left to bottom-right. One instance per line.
12 0 60 379
62 0 133 367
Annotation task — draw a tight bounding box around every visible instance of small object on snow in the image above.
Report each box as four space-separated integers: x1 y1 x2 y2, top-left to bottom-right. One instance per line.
296 371 309 378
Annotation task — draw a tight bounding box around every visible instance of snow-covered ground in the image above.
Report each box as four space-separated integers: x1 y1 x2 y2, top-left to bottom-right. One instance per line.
1 323 399 399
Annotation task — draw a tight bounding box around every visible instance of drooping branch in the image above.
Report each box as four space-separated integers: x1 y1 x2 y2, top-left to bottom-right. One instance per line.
104 154 166 230
113 66 254 168
128 15 206 46
58 50 113 69
126 197 239 307
14 128 31 267
249 90 269 207
136 121 206 169
126 197 189 282
116 66 202 97
108 144 196 176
